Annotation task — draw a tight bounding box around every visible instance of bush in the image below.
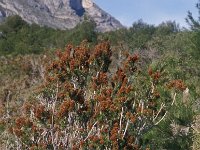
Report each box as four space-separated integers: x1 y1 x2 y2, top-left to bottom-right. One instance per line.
0 16 98 55
0 41 192 149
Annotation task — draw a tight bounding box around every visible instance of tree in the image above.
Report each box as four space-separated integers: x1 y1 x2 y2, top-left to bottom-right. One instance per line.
128 20 155 49
186 0 200 31
186 0 200 57
154 21 180 36
68 20 97 45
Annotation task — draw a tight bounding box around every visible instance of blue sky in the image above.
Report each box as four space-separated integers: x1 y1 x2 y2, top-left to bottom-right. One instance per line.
94 0 198 28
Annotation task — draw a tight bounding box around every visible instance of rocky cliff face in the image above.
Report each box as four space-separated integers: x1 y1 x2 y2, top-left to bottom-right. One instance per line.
0 0 123 32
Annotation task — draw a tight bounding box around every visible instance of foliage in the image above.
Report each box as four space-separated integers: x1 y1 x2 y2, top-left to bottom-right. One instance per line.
186 0 200 58
186 0 200 31
0 16 97 55
0 41 191 149
100 20 180 53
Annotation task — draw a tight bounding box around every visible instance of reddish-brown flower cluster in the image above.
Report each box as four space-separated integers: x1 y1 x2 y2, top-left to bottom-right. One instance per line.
102 88 112 97
143 108 153 116
64 44 90 72
55 44 72 62
98 72 108 85
115 75 132 97
153 71 161 80
73 145 82 150
167 79 187 91
148 68 161 81
96 94 112 111
136 106 142 114
100 126 109 134
46 76 56 82
89 135 100 143
124 135 135 149
79 140 85 148
92 42 112 59
64 82 73 90
47 61 59 71
100 99 112 111
123 53 139 73
92 72 108 89
33 105 48 120
12 127 23 137
127 53 139 63
57 100 75 118
69 59 76 71
110 122 120 148
15 117 33 128
57 92 65 99
148 67 153 76
9 117 33 138
153 90 160 99
64 44 73 56
117 85 132 97
74 46 90 66
114 68 126 82
126 112 137 123
14 117 24 128
31 124 38 133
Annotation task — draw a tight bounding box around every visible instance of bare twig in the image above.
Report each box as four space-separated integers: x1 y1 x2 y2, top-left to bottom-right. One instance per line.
132 98 136 109
84 121 98 141
122 119 129 139
151 81 155 93
154 112 167 125
138 122 146 136
141 100 144 114
119 107 124 133
153 103 164 121
171 92 177 106
6 90 11 118
51 81 59 149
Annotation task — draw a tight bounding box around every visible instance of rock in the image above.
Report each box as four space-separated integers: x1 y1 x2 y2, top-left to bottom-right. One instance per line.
0 0 124 32
82 0 93 9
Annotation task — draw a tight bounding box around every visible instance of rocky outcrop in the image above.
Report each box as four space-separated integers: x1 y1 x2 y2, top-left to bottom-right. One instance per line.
0 0 123 32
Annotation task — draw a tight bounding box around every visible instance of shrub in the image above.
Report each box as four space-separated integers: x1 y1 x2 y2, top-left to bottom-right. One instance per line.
1 41 191 149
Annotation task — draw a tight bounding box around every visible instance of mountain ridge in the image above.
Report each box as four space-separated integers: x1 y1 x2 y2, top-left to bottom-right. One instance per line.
0 0 124 32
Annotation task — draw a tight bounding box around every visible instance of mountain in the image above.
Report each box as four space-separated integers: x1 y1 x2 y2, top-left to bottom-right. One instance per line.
0 0 124 32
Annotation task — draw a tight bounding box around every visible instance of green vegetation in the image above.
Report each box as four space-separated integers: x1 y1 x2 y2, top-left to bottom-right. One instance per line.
0 16 97 55
0 1 200 149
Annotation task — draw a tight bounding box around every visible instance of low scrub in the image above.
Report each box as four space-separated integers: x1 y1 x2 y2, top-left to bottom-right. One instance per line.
0 41 193 149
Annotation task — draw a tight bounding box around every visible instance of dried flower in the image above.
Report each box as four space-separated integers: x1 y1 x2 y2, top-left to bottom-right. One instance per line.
148 67 153 76
167 79 187 91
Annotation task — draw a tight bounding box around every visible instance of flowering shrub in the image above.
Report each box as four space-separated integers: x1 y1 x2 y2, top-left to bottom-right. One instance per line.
1 41 187 149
